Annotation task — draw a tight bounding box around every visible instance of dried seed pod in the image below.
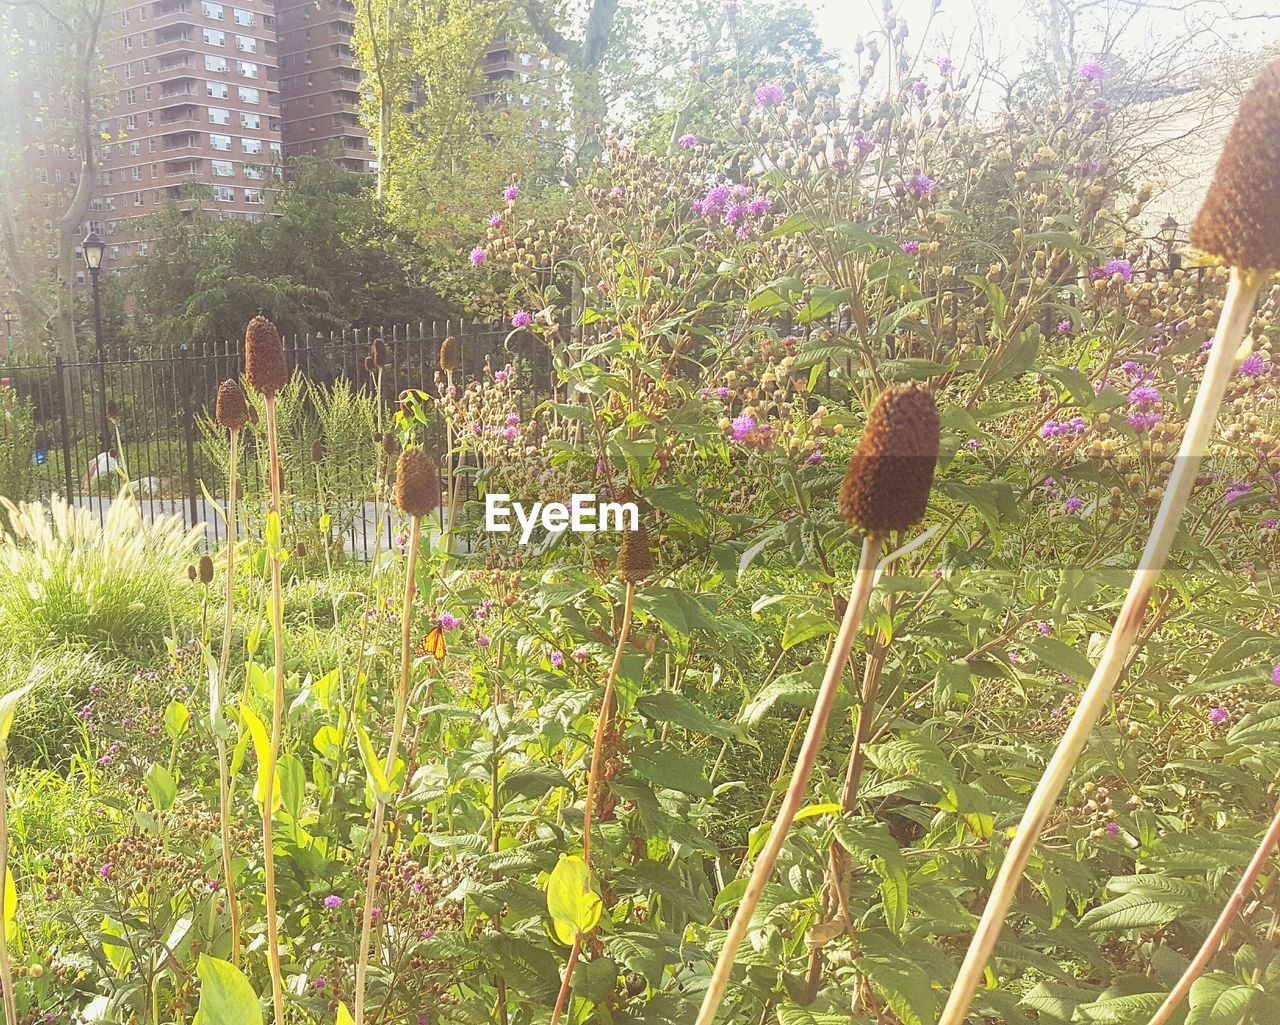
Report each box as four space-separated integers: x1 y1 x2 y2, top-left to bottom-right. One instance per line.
311 440 325 463
439 336 461 371
106 400 121 425
187 564 198 582
382 431 401 457
246 404 259 427
1191 58 1280 271
294 541 308 559
617 523 655 583
839 383 940 533
198 554 214 585
395 448 439 518
214 380 251 431
244 315 288 397
371 337 388 368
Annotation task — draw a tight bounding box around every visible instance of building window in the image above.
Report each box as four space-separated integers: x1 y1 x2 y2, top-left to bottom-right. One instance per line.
245 187 262 204
233 7 255 26
129 141 141 156
148 137 157 152
238 86 259 103
125 113 137 130
134 191 144 207
201 1 224 19
209 106 230 125
243 163 263 179
125 88 136 104
236 60 257 78
213 185 235 201
212 159 234 176
210 133 232 151
151 164 158 178
205 54 229 72
235 34 256 52
207 80 229 98
203 28 225 45
241 137 262 154
240 111 260 129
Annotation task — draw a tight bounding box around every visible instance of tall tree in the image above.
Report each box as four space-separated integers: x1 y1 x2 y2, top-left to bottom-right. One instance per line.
0 0 109 359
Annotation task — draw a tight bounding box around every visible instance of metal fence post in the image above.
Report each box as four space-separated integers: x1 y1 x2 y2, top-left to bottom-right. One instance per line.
55 356 73 499
181 351 198 530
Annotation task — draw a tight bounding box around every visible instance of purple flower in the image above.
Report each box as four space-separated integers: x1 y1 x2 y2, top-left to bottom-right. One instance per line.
440 612 462 630
1128 385 1160 406
550 651 564 670
807 450 823 464
1271 663 1280 685
1127 411 1162 433
725 202 749 226
900 241 920 255
730 414 757 441
755 83 784 107
1037 622 1051 636
1209 706 1230 725
488 213 502 228
1058 319 1073 332
1079 159 1103 177
735 222 753 240
572 648 589 664
703 184 732 210
906 173 935 197
1103 258 1133 282
715 386 730 399
911 80 927 99
501 426 518 441
678 133 698 148
323 894 343 909
1105 822 1120 836
100 863 113 879
477 635 491 648
510 310 532 329
503 185 520 202
1225 482 1252 502
469 247 487 265
853 137 876 155
936 57 955 76
747 197 772 216
313 978 327 990
1238 354 1268 376
1078 61 1107 82
1064 495 1084 513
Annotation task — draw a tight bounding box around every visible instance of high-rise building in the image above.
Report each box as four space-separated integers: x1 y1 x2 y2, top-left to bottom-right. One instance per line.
275 0 374 173
90 0 285 267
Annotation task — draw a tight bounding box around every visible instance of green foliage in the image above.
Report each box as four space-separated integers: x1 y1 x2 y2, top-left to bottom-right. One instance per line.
0 488 201 652
0 388 34 514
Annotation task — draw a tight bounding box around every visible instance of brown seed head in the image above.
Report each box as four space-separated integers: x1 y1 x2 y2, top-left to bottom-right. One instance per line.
395 448 439 518
371 337 389 368
244 315 288 397
214 380 251 431
246 404 259 427
187 564 198 582
198 554 214 585
106 400 121 425
382 431 401 457
439 336 461 371
617 523 655 583
839 384 940 533
311 439 325 463
1191 59 1280 271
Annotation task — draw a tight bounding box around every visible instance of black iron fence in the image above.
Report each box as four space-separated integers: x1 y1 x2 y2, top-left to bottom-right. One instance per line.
0 320 557 556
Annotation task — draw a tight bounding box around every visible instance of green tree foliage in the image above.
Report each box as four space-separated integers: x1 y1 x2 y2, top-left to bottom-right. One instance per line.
127 160 445 349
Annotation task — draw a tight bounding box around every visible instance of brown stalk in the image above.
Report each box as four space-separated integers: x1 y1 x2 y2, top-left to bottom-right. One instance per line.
216 426 242 962
938 267 1265 1024
695 533 884 1025
1144 799 1280 1025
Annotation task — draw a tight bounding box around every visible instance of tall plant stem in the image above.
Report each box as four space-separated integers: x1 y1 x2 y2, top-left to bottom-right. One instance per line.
1144 800 1280 1025
353 513 422 1025
583 580 635 868
696 534 884 1025
216 428 242 963
0 753 17 1025
261 397 286 1025
938 266 1265 1025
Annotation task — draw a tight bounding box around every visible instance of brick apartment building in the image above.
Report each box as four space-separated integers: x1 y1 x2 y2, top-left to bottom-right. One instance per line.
2 0 546 294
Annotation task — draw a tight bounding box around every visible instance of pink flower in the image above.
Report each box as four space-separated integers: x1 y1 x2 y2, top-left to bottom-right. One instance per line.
678 133 698 148
754 83 784 106
900 241 920 255
469 247 487 265
1064 495 1084 513
503 185 520 202
1078 61 1107 82
511 310 532 329
730 414 756 441
1272 663 1280 685
550 651 564 669
1237 354 1268 376
1105 822 1120 836
323 895 342 909
1209 706 1230 725
477 635 491 648
439 613 462 630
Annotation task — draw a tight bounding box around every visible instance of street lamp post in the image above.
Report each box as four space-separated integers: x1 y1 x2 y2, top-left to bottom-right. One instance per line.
81 231 109 454
1158 215 1180 272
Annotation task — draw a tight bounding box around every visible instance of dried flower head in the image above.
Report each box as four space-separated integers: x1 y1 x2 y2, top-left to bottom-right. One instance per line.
839 384 941 533
244 315 288 397
198 554 214 585
246 404 259 427
187 564 198 582
617 523 655 583
214 379 251 431
395 448 439 518
1190 58 1280 271
382 430 401 458
439 336 461 372
371 337 388 368
106 400 121 425
311 440 325 464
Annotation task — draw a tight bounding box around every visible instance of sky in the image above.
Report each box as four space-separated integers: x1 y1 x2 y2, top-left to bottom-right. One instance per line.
807 0 1280 73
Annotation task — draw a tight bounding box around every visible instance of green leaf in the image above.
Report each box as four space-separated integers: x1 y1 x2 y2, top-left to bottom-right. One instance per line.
164 700 191 741
1079 891 1186 932
193 954 263 1025
546 854 602 946
356 723 393 803
145 762 177 812
239 704 280 814
643 485 708 531
0 679 36 746
833 818 909 934
1077 992 1163 1024
634 691 742 740
782 609 837 651
1027 637 1097 683
1186 974 1257 1025
277 753 305 822
628 741 712 798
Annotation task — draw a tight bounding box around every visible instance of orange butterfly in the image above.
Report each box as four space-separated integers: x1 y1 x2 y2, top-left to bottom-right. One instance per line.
415 624 447 661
